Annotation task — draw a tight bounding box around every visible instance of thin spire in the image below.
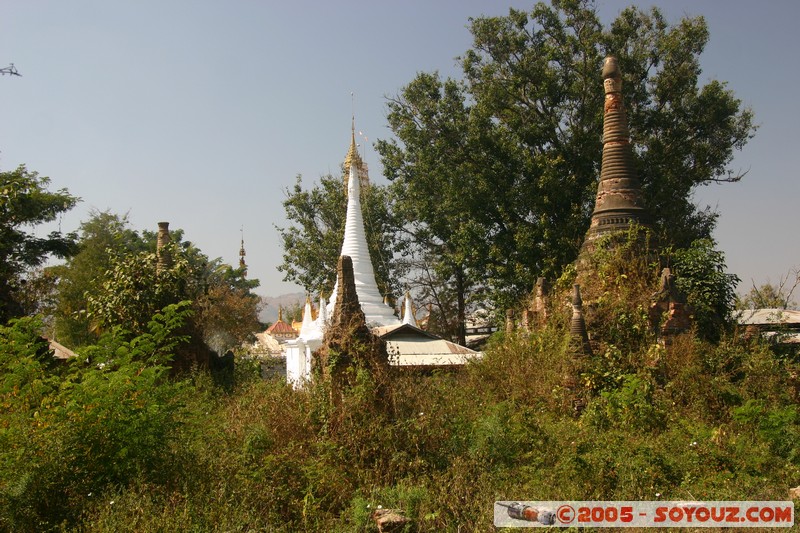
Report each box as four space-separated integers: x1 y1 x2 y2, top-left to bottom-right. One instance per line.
327 119 400 327
299 295 315 337
344 115 362 172
239 226 247 275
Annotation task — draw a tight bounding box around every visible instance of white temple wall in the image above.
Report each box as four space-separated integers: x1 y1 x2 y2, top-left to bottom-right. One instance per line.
285 338 322 389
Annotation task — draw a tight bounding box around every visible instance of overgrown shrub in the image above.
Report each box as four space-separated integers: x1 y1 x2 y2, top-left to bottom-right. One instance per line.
667 238 740 342
0 304 192 531
4 292 799 531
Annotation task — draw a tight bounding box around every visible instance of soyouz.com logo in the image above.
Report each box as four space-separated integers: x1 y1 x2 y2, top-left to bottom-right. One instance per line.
493 501 794 528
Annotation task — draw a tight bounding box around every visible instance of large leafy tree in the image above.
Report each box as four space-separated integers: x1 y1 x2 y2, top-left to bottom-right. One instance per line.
0 165 79 322
276 173 401 301
49 211 147 347
378 0 755 322
377 74 509 343
85 230 262 358
45 214 261 365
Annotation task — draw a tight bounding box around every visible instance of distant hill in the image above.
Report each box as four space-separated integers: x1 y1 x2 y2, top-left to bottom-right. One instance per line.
259 292 305 324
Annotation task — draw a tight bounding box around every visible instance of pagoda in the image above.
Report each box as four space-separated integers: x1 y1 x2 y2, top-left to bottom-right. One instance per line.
325 119 400 327
583 56 649 249
285 119 480 388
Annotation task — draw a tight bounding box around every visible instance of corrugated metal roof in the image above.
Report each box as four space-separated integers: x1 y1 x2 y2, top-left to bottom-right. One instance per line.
736 308 800 326
376 323 481 367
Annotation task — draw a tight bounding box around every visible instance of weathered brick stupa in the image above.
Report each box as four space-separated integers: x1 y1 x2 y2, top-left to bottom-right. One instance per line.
583 56 649 249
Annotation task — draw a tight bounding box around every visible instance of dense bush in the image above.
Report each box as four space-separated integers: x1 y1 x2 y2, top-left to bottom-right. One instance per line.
0 304 192 531
2 298 799 531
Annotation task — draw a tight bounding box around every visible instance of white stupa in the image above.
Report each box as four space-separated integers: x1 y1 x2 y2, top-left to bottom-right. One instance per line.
326 120 400 328
286 119 480 388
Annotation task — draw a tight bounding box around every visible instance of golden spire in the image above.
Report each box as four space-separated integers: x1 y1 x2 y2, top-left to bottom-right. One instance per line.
239 226 247 275
344 115 362 170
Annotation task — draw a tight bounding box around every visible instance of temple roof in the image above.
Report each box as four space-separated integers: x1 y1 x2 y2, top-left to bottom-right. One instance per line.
266 308 297 337
373 323 480 366
266 320 296 336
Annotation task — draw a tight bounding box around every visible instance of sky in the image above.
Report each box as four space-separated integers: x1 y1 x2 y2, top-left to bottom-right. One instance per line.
1 0 798 299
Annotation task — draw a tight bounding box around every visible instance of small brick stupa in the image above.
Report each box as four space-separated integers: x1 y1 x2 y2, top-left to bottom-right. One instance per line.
316 255 391 398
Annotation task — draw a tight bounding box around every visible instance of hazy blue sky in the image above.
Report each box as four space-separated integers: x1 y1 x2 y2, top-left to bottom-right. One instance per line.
1 0 798 298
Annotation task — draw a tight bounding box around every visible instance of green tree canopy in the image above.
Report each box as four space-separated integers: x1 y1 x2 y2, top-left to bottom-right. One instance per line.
738 277 799 311
85 229 262 357
0 165 79 322
45 213 261 364
377 73 502 343
377 0 755 322
50 211 147 347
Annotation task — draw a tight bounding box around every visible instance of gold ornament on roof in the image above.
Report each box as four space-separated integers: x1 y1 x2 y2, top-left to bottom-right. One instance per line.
344 117 362 170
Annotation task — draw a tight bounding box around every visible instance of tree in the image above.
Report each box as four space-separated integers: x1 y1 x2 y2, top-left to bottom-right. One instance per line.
276 173 401 300
0 165 79 322
378 0 755 327
738 270 800 310
194 260 263 354
86 232 262 354
668 238 740 342
49 211 147 347
463 0 754 245
377 74 503 343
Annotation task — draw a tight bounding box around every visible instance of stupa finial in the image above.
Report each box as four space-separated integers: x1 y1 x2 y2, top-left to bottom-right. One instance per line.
344 113 362 171
239 226 247 275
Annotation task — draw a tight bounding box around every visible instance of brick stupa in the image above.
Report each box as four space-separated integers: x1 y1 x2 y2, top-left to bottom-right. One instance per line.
583 56 650 250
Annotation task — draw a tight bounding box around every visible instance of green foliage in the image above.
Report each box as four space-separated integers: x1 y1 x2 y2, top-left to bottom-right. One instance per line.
49 211 147 347
732 400 800 460
0 165 79 322
87 245 191 336
578 225 659 353
0 6 774 529
0 304 192 531
589 374 666 431
3 321 796 531
374 0 754 324
737 278 798 310
65 219 263 365
668 238 740 341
